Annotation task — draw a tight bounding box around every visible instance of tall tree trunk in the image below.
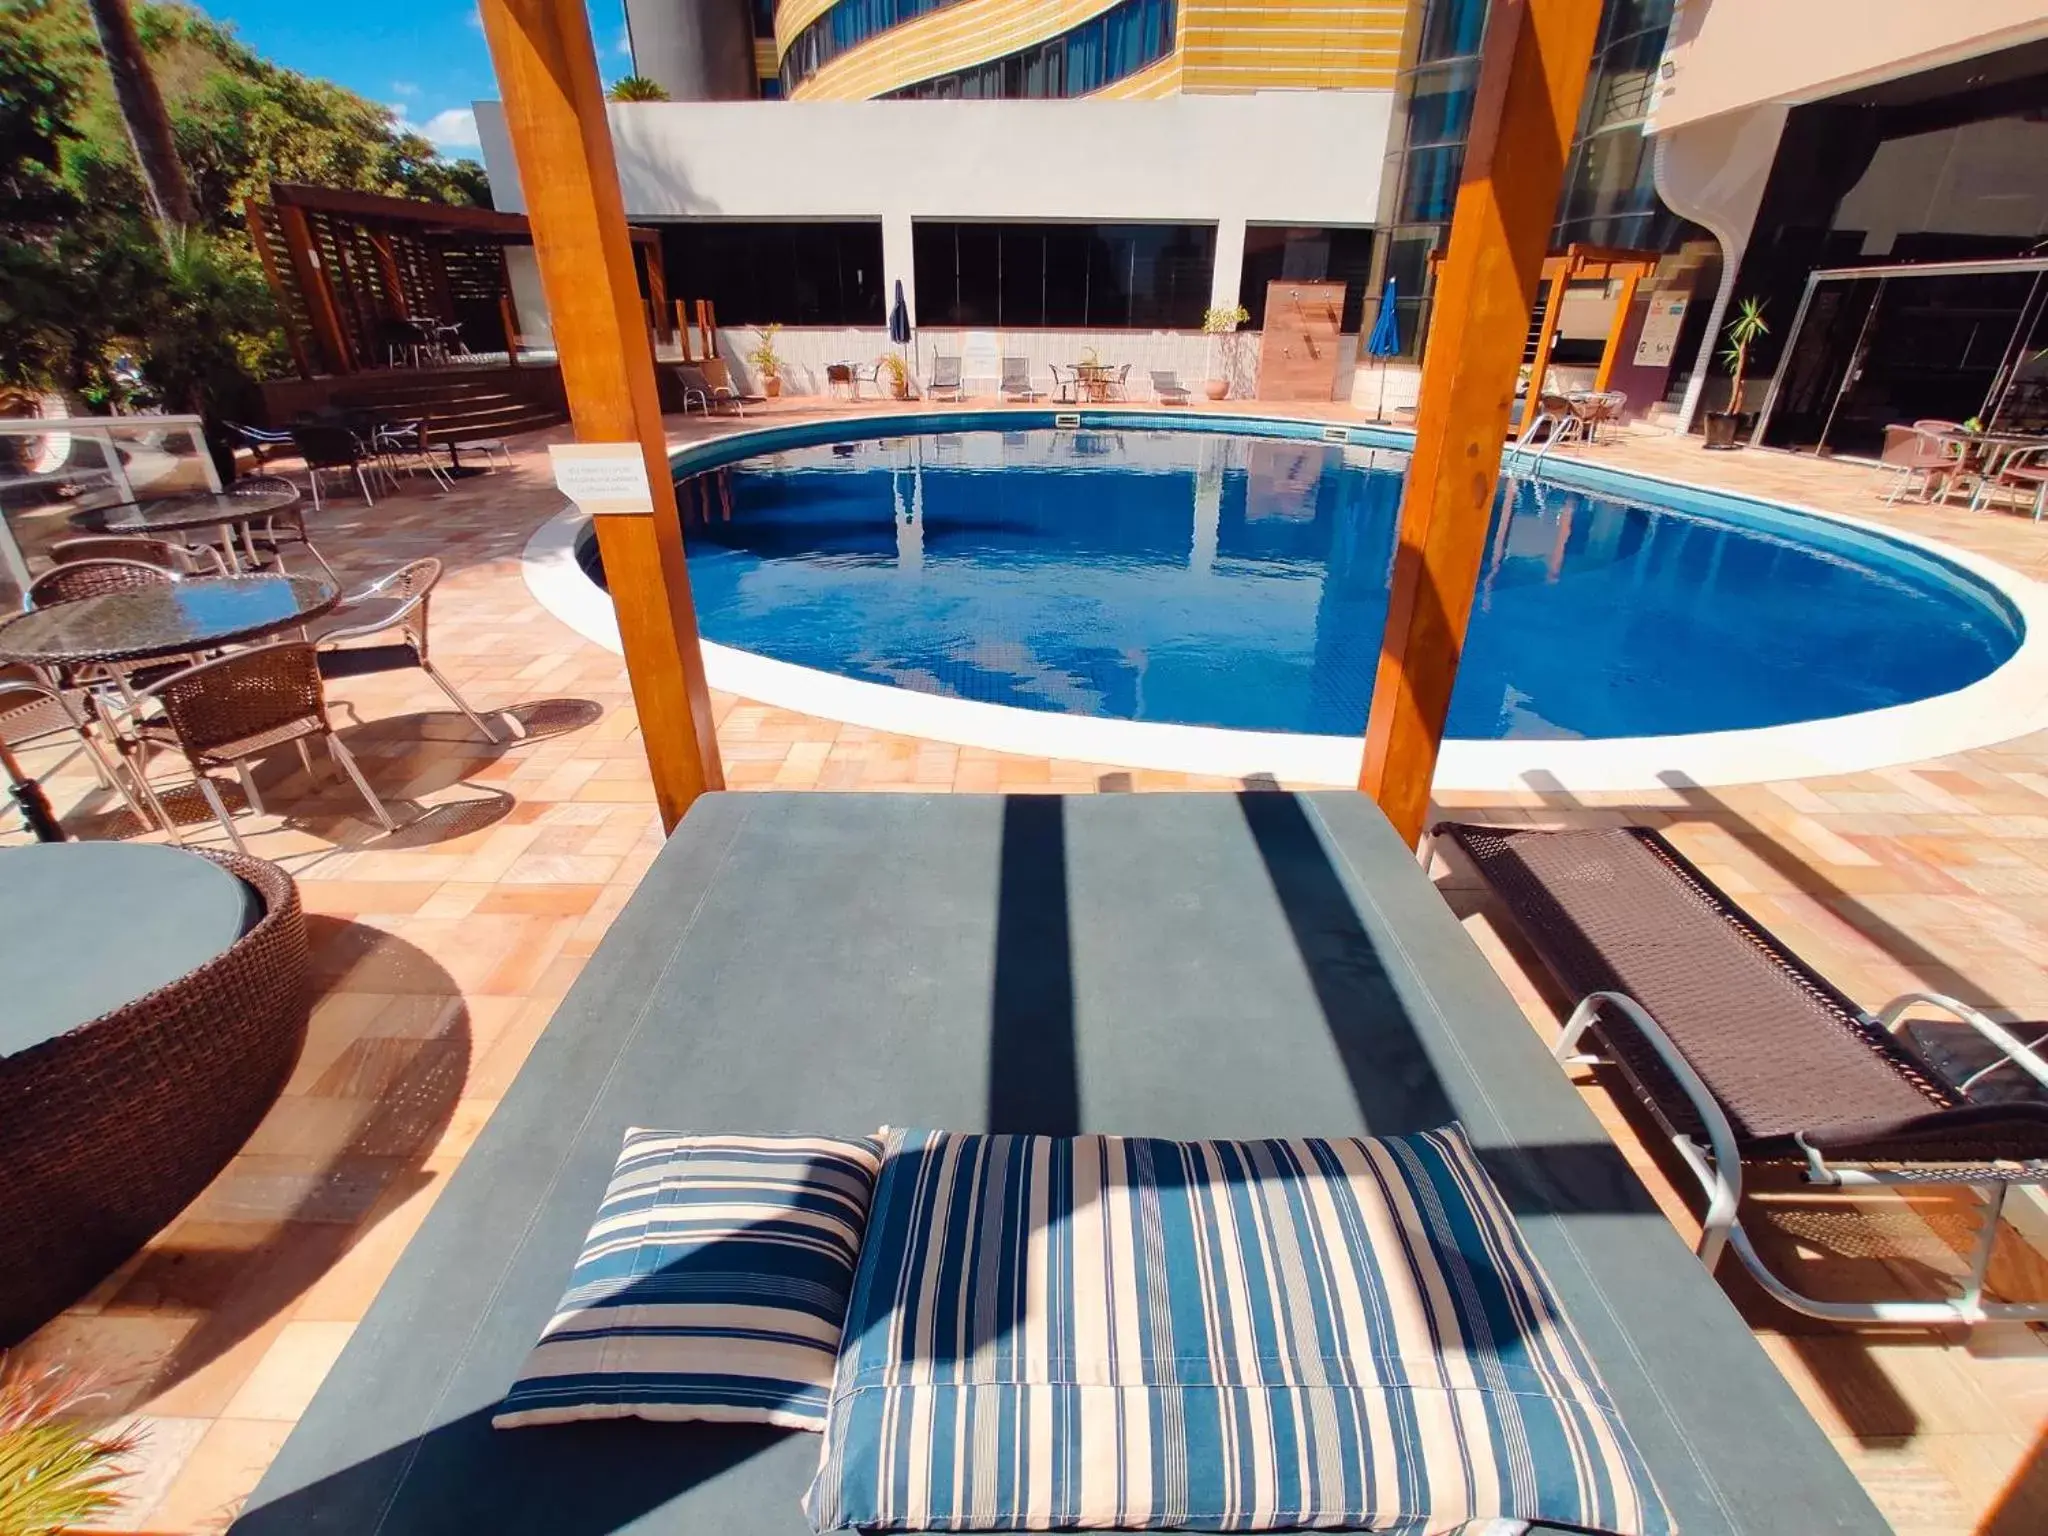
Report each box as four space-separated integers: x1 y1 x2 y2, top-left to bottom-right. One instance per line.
84 0 196 242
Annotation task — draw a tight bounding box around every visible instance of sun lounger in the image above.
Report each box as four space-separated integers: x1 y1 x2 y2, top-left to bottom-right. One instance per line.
928 354 964 402
999 356 1039 402
1434 820 2048 1327
234 795 1883 1535
669 363 745 417
1150 369 1190 405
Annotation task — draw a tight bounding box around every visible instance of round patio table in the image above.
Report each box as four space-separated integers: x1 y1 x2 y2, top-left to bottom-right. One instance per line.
0 573 339 669
79 484 302 571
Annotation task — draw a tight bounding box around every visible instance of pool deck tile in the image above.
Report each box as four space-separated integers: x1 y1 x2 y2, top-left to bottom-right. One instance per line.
6 397 2048 1533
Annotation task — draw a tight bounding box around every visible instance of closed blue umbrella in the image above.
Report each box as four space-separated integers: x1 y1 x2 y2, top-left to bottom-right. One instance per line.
889 280 912 346
1365 279 1400 422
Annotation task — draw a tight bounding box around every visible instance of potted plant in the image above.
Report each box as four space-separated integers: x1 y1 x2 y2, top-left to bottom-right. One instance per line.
1703 297 1768 449
0 1359 143 1533
747 324 784 398
878 352 911 400
1201 304 1249 401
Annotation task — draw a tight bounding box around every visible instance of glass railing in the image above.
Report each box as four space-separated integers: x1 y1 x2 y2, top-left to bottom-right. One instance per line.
0 414 219 608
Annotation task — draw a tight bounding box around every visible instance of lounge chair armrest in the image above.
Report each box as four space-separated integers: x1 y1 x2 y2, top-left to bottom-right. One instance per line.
1879 991 2048 1097
1557 991 1743 1266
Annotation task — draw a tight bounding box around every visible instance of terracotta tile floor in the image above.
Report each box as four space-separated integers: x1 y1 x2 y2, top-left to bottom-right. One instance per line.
7 398 2048 1533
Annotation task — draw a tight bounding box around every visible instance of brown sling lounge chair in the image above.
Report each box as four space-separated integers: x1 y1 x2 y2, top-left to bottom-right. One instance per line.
1432 820 2048 1327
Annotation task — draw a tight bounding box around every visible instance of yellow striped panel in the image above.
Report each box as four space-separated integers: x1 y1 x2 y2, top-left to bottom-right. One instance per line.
777 0 840 52
1089 49 1182 97
788 0 1126 100
755 39 780 77
1178 0 1409 92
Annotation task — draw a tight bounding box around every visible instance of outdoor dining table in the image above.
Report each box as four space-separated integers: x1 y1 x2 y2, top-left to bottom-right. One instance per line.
80 484 302 572
1940 429 2048 509
0 573 338 672
1073 361 1117 402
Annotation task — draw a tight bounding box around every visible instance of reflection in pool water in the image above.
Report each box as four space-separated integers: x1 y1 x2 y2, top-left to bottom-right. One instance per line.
645 430 2021 742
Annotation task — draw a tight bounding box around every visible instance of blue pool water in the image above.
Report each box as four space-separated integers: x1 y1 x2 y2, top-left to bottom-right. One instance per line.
660 428 2021 741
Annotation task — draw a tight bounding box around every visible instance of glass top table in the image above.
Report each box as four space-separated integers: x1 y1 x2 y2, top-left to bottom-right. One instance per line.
88 486 301 537
0 574 339 666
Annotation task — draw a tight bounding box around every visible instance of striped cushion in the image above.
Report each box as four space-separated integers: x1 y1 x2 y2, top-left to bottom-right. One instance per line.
495 1130 882 1432
807 1126 1671 1533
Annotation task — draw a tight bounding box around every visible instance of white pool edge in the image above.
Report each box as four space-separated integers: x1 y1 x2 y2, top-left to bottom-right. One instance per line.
521 425 2048 793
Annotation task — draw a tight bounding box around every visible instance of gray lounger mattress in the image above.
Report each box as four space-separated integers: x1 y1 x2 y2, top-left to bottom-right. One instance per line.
233 792 1887 1534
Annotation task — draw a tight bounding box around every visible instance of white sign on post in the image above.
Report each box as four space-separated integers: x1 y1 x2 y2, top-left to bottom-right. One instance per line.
550 443 655 516
1632 296 1690 370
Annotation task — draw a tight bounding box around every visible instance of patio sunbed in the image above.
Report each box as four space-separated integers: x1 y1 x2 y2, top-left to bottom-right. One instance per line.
998 355 1039 402
233 792 1882 1535
669 363 745 417
1434 820 2048 1327
927 354 965 402
1150 368 1190 405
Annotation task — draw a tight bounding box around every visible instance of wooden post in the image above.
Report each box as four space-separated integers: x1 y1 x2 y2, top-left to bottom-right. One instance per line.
1527 266 1568 396
274 200 353 376
674 300 694 361
1593 269 1643 394
244 201 313 379
644 241 671 344
500 295 522 366
1357 0 1600 846
368 231 411 318
478 0 724 827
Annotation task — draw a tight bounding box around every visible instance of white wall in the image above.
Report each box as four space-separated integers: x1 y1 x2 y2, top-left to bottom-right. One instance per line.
1650 0 2048 133
475 92 1393 322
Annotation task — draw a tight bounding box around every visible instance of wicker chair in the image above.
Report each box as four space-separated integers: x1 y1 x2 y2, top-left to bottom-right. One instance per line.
25 557 177 608
0 848 309 1343
228 474 337 583
50 535 227 577
140 641 397 851
309 557 499 742
0 669 150 824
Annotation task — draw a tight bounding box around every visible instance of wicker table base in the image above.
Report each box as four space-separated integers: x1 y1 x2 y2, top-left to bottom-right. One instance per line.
0 848 308 1344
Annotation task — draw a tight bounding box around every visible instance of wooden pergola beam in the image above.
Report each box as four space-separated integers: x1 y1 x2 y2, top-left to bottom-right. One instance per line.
1358 0 1601 845
273 200 353 375
243 200 313 380
478 0 724 828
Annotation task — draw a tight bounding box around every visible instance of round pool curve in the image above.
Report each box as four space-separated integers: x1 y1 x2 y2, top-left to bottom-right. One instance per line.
611 422 2020 745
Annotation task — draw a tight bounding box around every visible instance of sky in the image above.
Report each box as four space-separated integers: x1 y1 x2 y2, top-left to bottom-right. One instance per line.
184 1 637 163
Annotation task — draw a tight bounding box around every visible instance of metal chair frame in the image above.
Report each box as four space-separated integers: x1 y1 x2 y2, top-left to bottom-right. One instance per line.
312 557 500 742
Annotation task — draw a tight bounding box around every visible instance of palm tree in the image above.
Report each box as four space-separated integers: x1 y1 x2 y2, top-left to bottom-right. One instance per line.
83 0 195 243
608 74 671 102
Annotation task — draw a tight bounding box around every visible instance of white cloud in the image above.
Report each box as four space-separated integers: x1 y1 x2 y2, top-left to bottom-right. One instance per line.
391 80 419 97
616 24 633 59
466 5 483 30
390 104 482 156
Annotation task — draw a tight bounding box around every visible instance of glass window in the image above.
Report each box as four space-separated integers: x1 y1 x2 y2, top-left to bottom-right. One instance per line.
1416 0 1486 64
1238 226 1377 331
886 0 1174 99
913 222 1215 328
1398 144 1465 224
1403 60 1480 148
659 222 885 326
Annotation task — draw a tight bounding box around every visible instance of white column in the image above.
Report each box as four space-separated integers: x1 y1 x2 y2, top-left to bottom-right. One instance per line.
882 209 917 324
1209 216 1248 317
1649 104 1788 433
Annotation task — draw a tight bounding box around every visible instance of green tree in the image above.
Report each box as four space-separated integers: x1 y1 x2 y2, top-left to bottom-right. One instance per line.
608 74 669 102
0 0 493 405
84 0 196 239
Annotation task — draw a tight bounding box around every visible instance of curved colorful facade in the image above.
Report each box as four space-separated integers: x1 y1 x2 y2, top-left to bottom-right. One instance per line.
773 0 1409 101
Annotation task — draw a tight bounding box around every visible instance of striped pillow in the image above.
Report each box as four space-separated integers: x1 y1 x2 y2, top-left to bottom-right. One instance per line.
807 1125 1672 1534
495 1130 882 1432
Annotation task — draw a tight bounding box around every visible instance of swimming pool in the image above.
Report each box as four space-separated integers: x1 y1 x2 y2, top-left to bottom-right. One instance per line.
531 412 2045 788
